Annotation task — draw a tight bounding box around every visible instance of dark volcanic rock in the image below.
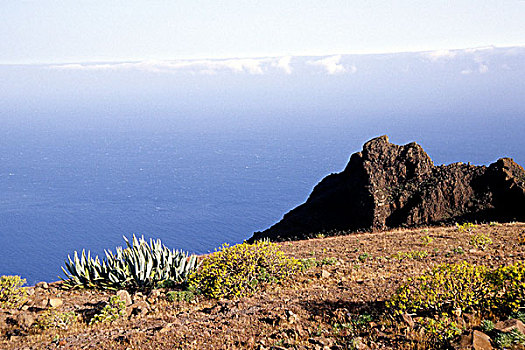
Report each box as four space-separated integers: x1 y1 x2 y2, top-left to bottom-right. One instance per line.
250 135 525 242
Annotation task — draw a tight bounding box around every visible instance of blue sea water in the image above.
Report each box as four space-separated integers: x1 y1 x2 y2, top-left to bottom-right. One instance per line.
1 48 525 284
1 120 524 285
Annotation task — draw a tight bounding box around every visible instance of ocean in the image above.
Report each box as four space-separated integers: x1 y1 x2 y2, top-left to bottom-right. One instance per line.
1 48 524 284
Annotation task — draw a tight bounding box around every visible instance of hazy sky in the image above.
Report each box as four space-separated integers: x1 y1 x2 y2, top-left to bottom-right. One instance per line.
2 0 525 64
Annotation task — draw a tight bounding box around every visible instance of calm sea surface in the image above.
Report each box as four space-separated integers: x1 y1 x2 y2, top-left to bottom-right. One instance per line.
1 117 524 285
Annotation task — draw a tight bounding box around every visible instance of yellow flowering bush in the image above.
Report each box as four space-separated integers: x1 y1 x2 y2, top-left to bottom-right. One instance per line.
489 261 525 315
0 275 28 309
188 241 301 299
456 222 477 232
387 262 491 316
388 261 525 319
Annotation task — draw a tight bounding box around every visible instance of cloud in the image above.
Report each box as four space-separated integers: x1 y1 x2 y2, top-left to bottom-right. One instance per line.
272 56 292 74
465 46 495 53
307 55 348 75
478 63 489 73
50 57 292 75
423 49 457 61
460 63 488 75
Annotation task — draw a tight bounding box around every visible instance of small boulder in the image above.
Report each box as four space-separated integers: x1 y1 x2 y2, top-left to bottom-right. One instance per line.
13 311 35 329
401 313 415 328
285 309 299 324
130 300 149 316
116 290 132 307
30 297 49 309
494 319 525 334
35 282 48 289
472 330 492 350
47 298 63 308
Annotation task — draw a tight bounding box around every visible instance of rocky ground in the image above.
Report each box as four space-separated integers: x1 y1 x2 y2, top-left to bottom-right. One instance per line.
2 222 525 349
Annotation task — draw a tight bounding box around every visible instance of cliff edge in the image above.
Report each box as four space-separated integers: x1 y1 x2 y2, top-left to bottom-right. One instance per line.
250 135 525 242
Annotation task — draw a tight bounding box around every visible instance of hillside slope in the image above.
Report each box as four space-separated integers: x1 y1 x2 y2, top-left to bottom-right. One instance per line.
2 222 525 349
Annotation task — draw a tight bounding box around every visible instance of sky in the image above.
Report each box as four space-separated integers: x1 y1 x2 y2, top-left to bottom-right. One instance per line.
1 0 525 64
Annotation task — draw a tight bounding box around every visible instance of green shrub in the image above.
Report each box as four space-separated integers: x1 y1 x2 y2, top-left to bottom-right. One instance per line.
358 253 370 263
300 258 318 270
494 329 525 349
420 316 463 344
0 275 28 309
166 290 195 303
61 235 198 291
188 241 301 299
320 257 338 266
391 250 428 260
469 232 493 250
480 319 495 333
89 295 126 325
452 246 465 255
35 310 77 330
420 235 433 245
509 311 525 324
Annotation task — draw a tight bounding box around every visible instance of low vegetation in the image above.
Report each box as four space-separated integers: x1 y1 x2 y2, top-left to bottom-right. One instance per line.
3 222 525 349
188 240 301 299
0 275 27 309
34 310 77 330
61 235 198 291
89 295 127 325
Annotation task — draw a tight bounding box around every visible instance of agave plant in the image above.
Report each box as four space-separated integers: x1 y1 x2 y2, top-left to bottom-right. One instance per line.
61 235 198 291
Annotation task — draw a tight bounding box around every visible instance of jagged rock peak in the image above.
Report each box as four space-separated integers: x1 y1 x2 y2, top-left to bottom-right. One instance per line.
250 136 525 242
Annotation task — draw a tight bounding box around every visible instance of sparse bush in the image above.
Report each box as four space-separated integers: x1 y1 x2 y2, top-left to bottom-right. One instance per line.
419 316 463 344
480 319 495 333
469 232 493 250
358 253 370 263
35 310 77 330
494 329 525 349
166 290 195 303
452 246 465 254
188 241 301 299
509 310 525 324
456 222 477 232
320 257 338 266
420 235 433 245
0 275 28 309
391 250 428 260
300 258 318 270
89 295 126 325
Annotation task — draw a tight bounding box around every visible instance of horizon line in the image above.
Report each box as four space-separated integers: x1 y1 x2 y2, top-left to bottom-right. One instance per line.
2 44 525 66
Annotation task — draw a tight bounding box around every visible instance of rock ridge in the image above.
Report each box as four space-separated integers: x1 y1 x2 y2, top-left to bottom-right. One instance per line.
250 135 525 242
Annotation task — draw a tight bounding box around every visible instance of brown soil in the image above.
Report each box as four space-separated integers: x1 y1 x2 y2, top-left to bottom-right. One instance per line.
2 222 525 349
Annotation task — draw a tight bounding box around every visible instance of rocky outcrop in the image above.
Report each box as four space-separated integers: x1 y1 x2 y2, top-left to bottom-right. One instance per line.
250 135 525 242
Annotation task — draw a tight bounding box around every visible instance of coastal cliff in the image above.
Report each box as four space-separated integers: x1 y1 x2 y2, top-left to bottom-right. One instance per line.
251 135 525 242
